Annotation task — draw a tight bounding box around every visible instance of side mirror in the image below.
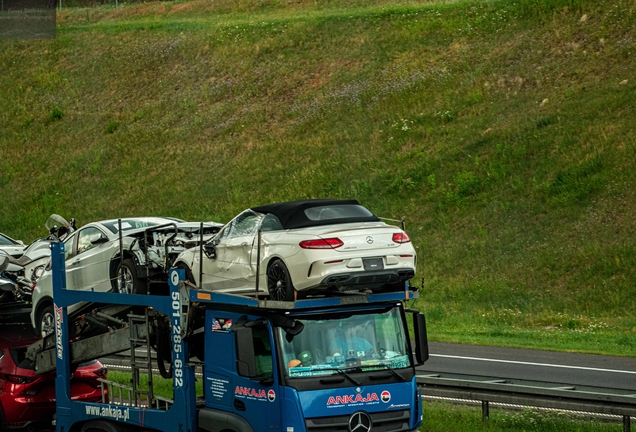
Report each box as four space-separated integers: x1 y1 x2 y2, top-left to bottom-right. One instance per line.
203 242 217 260
17 240 25 246
90 234 109 245
412 311 429 365
235 326 256 378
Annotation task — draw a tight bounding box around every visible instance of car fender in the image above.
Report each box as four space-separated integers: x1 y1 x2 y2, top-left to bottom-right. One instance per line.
31 295 53 332
173 247 196 270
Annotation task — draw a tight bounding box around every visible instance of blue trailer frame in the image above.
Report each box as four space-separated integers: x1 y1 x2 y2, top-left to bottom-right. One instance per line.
51 241 197 432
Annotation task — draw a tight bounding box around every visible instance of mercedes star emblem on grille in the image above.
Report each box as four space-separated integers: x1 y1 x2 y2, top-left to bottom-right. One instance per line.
349 411 372 432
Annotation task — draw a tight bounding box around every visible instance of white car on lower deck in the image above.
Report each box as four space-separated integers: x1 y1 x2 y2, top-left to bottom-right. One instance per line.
174 199 416 301
30 217 223 336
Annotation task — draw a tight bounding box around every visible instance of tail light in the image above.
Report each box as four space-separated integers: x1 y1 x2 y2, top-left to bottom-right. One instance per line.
299 238 344 249
4 374 39 384
93 367 108 377
392 232 411 244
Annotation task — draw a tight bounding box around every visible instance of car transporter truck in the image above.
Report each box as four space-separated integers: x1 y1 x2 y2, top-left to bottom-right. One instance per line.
25 241 429 432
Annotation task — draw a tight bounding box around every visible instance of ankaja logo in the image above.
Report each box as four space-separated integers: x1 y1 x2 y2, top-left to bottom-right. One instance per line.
327 393 379 405
235 386 267 399
267 389 276 402
348 411 372 432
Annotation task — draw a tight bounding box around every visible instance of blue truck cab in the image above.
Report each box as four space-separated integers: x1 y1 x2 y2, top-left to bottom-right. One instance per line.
197 293 428 432
46 242 429 432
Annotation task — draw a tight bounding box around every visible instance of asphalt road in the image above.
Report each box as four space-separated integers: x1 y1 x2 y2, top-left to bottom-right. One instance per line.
418 342 636 391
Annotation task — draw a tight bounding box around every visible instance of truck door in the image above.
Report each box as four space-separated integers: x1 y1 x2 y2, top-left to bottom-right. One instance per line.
233 323 282 432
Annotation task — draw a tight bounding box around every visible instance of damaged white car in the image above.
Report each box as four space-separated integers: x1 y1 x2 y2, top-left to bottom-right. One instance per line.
30 217 222 336
174 199 416 301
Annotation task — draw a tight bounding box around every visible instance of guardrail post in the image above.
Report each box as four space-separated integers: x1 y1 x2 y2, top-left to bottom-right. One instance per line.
481 401 490 420
624 415 631 432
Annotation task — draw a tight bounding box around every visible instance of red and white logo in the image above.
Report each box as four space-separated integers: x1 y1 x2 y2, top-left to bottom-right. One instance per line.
381 391 391 403
327 393 379 406
268 389 276 402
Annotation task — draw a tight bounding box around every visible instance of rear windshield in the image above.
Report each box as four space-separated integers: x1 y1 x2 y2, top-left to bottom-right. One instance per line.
101 219 161 234
304 205 374 222
10 347 34 370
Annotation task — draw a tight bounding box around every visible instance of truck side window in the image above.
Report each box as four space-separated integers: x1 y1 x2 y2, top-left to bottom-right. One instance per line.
252 326 273 379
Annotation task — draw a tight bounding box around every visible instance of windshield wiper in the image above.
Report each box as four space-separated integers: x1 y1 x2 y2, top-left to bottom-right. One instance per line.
369 364 408 382
317 367 361 386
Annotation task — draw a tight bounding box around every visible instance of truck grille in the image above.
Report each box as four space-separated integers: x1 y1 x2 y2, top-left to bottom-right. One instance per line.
305 409 410 432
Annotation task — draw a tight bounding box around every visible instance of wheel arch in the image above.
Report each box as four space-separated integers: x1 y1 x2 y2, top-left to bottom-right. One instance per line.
78 419 139 432
198 407 254 432
33 295 53 332
109 251 138 282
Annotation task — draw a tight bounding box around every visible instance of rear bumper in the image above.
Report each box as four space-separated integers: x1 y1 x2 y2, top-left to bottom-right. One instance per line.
321 268 415 289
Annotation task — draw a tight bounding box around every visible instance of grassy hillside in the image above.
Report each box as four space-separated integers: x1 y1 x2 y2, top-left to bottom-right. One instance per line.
1 0 634 355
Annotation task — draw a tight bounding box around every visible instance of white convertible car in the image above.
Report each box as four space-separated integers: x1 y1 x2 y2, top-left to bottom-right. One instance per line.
174 199 416 301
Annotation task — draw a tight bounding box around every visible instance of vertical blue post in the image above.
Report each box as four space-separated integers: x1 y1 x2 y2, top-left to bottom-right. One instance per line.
51 242 73 430
168 268 197 432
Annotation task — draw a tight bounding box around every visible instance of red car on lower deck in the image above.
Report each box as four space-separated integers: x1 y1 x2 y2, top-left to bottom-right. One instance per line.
0 325 107 431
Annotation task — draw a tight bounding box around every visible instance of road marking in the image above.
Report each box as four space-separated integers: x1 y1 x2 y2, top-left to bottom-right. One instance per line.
429 354 636 375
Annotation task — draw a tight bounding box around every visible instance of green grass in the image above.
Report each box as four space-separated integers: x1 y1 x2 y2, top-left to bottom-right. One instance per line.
419 401 622 432
1 0 635 356
106 370 203 398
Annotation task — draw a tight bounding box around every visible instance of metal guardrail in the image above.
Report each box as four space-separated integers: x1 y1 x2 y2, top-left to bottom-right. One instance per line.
102 350 636 430
417 373 636 432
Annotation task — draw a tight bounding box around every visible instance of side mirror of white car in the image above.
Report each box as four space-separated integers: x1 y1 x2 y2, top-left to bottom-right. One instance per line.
90 235 109 245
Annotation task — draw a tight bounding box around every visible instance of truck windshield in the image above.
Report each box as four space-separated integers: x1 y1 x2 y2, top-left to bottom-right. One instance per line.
276 306 411 379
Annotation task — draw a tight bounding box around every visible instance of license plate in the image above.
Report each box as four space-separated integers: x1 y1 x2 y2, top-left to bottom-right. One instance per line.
363 258 384 271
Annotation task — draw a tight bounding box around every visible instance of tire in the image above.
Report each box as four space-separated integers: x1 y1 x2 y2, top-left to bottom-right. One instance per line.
176 263 196 285
267 259 294 301
114 259 143 294
0 289 10 304
38 305 55 338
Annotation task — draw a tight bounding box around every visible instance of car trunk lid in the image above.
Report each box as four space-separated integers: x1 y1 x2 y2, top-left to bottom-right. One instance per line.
317 225 403 252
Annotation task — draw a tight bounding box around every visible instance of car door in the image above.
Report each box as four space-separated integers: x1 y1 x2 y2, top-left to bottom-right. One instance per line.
67 227 111 292
201 211 263 291
62 232 80 290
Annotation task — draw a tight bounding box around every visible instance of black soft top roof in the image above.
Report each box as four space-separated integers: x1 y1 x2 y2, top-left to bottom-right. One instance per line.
250 199 380 230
